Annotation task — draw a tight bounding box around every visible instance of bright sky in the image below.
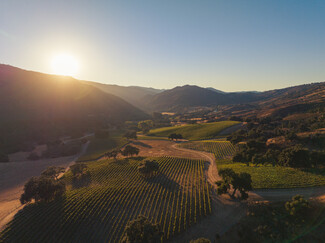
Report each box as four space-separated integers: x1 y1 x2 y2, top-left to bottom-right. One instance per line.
1 0 325 91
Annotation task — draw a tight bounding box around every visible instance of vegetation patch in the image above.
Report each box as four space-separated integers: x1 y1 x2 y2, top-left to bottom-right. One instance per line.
148 121 239 140
217 160 325 189
0 157 211 242
181 140 325 189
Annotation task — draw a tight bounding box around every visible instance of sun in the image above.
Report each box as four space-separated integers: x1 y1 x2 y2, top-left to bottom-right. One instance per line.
51 53 79 76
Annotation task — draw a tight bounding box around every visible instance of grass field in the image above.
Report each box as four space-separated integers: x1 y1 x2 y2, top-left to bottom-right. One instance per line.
147 121 240 140
77 132 128 161
181 141 325 189
0 157 211 242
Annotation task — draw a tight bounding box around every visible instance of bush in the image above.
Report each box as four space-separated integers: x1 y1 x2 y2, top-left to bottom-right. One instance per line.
122 215 163 243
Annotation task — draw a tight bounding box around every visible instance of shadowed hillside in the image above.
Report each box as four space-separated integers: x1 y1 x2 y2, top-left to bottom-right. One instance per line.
85 81 162 109
0 64 148 154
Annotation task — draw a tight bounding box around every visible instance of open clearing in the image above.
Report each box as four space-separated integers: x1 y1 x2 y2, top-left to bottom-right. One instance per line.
147 121 240 140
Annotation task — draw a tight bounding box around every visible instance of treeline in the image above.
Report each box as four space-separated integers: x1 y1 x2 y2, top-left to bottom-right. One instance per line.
228 114 325 168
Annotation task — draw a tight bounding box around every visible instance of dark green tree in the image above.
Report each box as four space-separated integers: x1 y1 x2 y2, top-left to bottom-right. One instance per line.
20 176 65 204
138 160 159 178
121 145 140 157
70 163 88 177
122 215 163 243
41 166 65 180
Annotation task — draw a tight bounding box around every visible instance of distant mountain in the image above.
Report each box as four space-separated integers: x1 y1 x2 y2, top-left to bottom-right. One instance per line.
85 81 163 109
216 82 325 118
206 87 226 94
143 85 262 112
0 64 148 152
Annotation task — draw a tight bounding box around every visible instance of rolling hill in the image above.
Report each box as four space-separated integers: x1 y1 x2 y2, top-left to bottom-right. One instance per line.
140 83 325 116
0 64 148 153
216 82 325 118
85 81 162 109
142 85 263 112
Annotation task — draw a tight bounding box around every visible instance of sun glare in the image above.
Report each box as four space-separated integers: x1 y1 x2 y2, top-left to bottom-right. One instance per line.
51 53 79 76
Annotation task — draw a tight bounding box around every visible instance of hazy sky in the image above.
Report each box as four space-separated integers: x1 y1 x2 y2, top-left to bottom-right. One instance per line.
1 0 325 91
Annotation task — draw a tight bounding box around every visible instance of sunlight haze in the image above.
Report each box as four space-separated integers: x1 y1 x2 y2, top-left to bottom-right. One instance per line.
1 0 325 91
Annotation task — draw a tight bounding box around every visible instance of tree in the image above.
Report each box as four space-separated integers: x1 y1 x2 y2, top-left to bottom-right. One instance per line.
285 195 309 217
168 133 183 141
70 163 88 177
123 131 137 140
105 150 120 160
216 168 252 200
41 166 65 180
138 120 154 134
278 146 311 167
121 145 140 157
138 160 159 178
232 172 252 199
20 176 65 204
122 215 163 243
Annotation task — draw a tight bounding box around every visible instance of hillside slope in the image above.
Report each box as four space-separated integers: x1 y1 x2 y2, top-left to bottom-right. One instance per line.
85 81 162 109
217 82 325 118
0 65 148 152
143 85 262 112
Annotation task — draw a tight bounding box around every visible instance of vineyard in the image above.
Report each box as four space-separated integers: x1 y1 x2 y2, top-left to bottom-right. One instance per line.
0 157 211 242
179 140 236 159
180 141 325 188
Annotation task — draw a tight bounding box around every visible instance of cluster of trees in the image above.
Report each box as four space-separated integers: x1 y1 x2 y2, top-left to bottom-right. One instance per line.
20 166 66 204
105 145 140 159
138 120 154 134
122 215 163 243
216 168 252 200
168 133 183 141
123 131 137 140
228 115 325 168
138 160 159 178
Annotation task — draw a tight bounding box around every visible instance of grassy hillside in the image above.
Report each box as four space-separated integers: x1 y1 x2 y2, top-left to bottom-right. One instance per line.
148 121 240 140
0 157 211 242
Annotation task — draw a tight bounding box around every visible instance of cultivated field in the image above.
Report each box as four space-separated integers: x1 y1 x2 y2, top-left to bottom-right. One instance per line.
0 157 211 242
180 141 325 189
147 121 240 140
